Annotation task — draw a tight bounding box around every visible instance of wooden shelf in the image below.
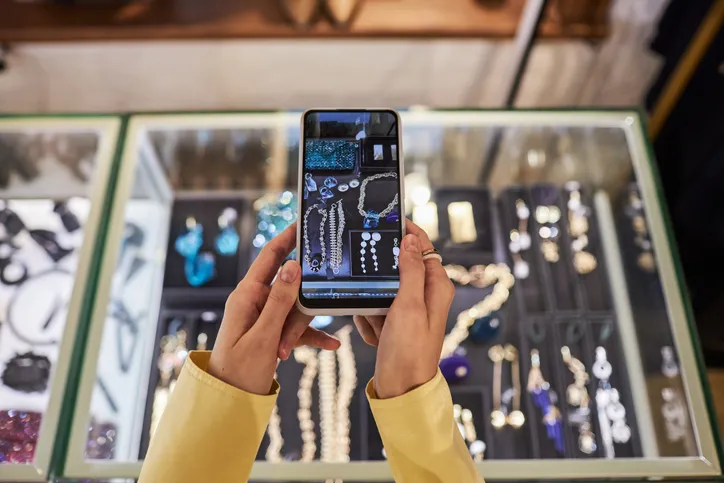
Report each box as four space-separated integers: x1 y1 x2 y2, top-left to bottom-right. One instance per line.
0 0 610 42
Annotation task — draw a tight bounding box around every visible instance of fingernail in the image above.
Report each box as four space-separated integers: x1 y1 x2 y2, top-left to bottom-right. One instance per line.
279 346 290 360
404 234 420 252
280 261 299 283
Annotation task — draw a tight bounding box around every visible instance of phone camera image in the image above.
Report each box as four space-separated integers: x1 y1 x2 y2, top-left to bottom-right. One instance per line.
300 110 402 307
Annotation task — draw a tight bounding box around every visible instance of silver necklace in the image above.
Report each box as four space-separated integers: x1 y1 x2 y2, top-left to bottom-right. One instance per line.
329 200 346 274
357 172 399 228
303 203 327 272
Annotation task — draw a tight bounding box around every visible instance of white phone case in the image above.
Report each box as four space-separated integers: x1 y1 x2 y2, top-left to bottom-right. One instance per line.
296 108 406 316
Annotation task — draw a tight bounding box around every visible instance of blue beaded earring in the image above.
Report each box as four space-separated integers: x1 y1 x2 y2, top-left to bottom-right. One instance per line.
175 217 203 259
215 208 239 256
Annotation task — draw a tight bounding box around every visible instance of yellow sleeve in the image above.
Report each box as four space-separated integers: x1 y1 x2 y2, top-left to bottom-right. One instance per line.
367 370 483 483
139 351 277 483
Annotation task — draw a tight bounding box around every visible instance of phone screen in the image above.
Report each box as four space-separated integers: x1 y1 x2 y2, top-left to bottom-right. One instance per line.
299 109 402 309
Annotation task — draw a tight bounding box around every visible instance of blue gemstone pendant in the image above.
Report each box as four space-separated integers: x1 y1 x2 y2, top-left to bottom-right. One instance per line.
470 312 502 344
185 252 216 287
386 210 400 223
320 187 334 200
324 176 338 189
305 173 318 192
439 353 471 383
363 211 380 229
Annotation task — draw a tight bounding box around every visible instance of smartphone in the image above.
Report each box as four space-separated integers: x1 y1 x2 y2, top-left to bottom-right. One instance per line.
296 109 405 316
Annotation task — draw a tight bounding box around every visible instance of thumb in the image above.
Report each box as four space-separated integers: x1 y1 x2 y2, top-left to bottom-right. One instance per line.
247 260 301 341
393 234 426 309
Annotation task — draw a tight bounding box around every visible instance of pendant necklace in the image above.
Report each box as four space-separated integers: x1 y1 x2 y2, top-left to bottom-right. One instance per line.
304 203 327 272
357 172 399 229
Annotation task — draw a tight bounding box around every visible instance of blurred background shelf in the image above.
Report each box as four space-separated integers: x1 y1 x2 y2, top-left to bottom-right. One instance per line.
0 0 610 41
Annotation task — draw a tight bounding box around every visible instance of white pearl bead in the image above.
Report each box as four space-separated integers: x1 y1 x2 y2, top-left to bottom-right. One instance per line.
469 440 486 455
518 232 531 250
509 240 521 253
517 205 530 219
514 260 530 279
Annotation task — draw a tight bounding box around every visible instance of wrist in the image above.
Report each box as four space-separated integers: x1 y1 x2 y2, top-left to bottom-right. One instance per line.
207 352 274 396
373 368 437 399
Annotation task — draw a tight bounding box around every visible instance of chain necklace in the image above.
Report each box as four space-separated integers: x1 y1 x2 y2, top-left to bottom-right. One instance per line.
329 200 346 274
357 172 399 229
303 203 327 272
441 263 514 359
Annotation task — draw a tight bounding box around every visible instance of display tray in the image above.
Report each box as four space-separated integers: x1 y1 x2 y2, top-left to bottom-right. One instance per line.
134 182 646 464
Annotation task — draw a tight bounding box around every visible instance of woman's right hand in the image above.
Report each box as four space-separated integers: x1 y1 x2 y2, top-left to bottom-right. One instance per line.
354 221 455 399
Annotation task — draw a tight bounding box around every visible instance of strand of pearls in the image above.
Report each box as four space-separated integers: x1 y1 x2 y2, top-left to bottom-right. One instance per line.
294 347 319 462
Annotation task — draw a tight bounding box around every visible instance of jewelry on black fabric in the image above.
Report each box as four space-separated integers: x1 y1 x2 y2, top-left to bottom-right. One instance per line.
53 201 81 233
508 199 531 279
535 204 561 263
357 172 399 229
527 349 564 454
561 346 597 454
565 181 597 275
214 207 239 256
392 237 399 270
328 200 346 274
1 352 52 393
593 346 631 458
303 204 327 272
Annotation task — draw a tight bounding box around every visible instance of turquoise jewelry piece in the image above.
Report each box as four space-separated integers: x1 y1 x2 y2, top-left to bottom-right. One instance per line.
357 172 399 229
184 252 216 287
175 217 203 259
324 176 338 189
305 140 358 171
215 208 239 256
305 173 318 192
252 192 298 255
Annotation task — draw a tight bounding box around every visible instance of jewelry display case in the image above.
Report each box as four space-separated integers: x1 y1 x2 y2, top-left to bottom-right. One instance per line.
0 116 122 481
63 110 720 481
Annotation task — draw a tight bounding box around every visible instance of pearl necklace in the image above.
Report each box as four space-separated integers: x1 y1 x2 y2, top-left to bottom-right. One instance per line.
294 347 319 462
357 172 399 226
441 263 514 359
334 325 357 462
303 203 327 272
318 348 337 461
318 325 357 463
265 365 284 462
329 200 346 275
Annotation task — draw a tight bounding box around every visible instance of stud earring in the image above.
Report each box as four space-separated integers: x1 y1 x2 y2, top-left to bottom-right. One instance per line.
175 217 203 259
215 208 239 256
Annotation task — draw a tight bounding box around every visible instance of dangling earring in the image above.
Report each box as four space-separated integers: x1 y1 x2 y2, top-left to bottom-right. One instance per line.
215 208 239 256
184 252 216 287
175 217 203 259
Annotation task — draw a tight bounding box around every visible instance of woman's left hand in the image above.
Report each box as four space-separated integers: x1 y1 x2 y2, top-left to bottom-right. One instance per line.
207 223 341 395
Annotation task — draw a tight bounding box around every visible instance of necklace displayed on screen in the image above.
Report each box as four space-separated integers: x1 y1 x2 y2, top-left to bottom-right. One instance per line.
329 200 346 275
357 172 399 229
303 203 327 272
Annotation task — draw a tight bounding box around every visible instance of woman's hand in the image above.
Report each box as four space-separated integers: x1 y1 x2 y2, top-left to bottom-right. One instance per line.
208 223 341 395
354 221 455 399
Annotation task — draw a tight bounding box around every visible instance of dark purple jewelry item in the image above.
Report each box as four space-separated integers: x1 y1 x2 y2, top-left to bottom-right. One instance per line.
0 410 42 464
469 312 502 344
440 350 471 383
527 349 565 454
